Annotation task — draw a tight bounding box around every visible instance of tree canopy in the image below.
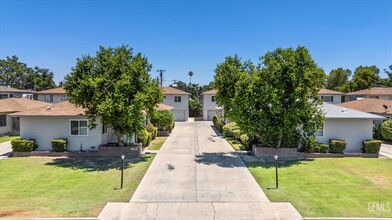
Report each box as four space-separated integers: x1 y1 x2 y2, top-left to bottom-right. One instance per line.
326 68 351 91
64 45 162 146
0 55 56 91
214 46 325 148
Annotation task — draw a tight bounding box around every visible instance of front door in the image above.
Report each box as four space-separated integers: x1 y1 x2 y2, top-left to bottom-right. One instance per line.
12 117 20 135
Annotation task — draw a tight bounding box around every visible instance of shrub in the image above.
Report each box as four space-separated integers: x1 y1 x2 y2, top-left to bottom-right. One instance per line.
362 139 382 153
222 122 239 138
138 128 153 148
11 138 37 152
329 139 346 153
302 136 318 153
212 116 225 132
169 121 175 133
240 134 250 147
315 144 328 153
151 110 175 131
373 124 383 140
51 138 68 152
233 129 242 140
381 120 392 140
147 122 158 139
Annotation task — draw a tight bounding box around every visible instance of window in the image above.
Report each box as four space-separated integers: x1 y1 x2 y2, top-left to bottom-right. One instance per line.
9 94 13 98
0 94 8 99
70 120 88 136
321 95 334 103
102 123 108 134
0 115 6 127
315 123 324 137
163 96 166 99
61 95 68 101
211 96 215 102
45 94 53 102
174 96 181 102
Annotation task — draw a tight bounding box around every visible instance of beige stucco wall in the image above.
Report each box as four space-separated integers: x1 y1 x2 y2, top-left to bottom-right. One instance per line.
316 118 374 153
202 94 218 121
162 94 189 121
318 94 342 104
19 116 108 151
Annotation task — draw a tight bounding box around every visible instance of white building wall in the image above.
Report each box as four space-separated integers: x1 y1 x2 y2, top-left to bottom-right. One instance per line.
202 94 218 121
0 115 13 136
318 95 342 104
316 118 373 153
162 94 189 121
19 116 108 151
37 94 65 103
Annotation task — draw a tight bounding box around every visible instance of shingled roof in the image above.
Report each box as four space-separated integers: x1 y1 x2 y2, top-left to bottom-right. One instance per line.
347 87 392 96
319 88 344 95
157 103 174 111
36 87 66 94
161 87 191 95
338 98 392 115
0 85 34 93
201 89 217 95
0 98 48 113
322 102 384 119
10 101 85 116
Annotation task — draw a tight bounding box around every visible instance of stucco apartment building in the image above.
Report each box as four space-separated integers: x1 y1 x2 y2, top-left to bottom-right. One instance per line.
36 87 68 103
0 85 34 100
161 87 190 121
201 89 218 121
346 87 392 101
318 88 344 104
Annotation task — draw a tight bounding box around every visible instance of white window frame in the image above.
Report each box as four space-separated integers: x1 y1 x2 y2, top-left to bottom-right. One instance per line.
0 94 8 99
321 95 333 103
0 115 6 127
315 123 325 138
69 119 89 136
174 96 181 102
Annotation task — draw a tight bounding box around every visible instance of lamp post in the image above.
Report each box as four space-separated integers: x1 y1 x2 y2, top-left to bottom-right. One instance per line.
274 155 279 189
120 155 125 189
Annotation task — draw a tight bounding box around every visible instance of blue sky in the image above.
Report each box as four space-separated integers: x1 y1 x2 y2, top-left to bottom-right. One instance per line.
0 0 391 86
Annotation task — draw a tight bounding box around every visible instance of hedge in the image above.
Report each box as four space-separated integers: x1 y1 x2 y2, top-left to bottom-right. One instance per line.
138 128 152 148
315 144 329 153
329 139 346 153
381 120 392 140
362 139 382 153
147 122 158 140
11 138 37 152
151 110 175 131
51 138 68 152
302 136 318 153
212 116 225 132
222 122 239 138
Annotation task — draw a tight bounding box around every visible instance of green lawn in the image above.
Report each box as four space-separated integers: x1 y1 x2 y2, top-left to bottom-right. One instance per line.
148 137 167 150
0 155 154 218
246 158 392 218
0 136 19 144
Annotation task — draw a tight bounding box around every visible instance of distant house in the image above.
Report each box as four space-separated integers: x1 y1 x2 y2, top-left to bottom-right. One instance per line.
338 98 392 123
316 103 384 153
0 85 34 100
36 87 67 103
10 101 116 151
318 89 344 104
201 89 218 121
346 87 392 101
0 98 48 136
161 87 190 121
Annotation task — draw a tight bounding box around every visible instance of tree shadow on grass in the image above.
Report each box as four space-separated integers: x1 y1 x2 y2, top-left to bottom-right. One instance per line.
45 155 151 172
195 152 245 168
244 159 313 169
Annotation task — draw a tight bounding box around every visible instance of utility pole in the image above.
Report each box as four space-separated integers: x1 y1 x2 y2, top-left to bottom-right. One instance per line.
156 69 165 87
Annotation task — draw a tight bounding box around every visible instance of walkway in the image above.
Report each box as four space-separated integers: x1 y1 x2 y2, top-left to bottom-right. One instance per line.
380 142 392 158
99 122 301 220
0 141 12 160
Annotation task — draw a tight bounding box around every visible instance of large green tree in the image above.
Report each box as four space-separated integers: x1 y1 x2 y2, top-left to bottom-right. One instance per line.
326 68 351 91
219 46 325 148
351 65 380 91
64 45 162 146
0 55 56 90
213 55 253 120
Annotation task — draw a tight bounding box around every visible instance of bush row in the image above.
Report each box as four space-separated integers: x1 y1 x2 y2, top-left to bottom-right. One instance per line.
212 116 225 132
11 138 38 152
302 137 381 154
138 128 153 148
221 122 252 150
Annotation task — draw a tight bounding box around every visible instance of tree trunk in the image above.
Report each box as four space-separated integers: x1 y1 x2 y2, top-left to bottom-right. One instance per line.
276 129 283 149
116 133 125 147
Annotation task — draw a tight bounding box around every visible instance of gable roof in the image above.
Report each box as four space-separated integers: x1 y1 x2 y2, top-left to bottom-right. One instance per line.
338 98 392 115
319 88 344 95
157 103 174 111
0 98 48 113
322 102 384 119
346 87 392 96
36 87 66 95
10 101 85 117
201 89 217 95
161 87 191 95
0 85 34 93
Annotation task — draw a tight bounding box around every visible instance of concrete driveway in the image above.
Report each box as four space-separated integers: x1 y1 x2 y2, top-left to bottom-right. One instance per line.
380 142 392 158
99 122 301 220
0 141 12 160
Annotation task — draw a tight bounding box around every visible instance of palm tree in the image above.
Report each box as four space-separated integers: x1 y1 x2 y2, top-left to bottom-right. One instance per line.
188 71 193 85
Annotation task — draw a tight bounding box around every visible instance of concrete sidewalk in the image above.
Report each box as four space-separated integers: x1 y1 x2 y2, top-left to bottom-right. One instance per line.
0 141 12 160
99 122 301 220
